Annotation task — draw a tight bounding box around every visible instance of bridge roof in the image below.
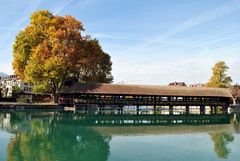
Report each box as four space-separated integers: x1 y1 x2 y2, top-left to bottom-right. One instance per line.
60 83 233 98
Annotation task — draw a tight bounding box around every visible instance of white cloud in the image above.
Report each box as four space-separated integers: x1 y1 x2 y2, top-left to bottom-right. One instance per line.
121 0 240 55
0 0 43 54
53 0 74 14
112 45 240 85
110 0 240 85
90 33 126 39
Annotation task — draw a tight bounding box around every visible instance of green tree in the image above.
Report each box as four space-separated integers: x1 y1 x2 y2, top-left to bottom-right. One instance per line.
12 10 113 103
206 61 232 88
12 86 24 98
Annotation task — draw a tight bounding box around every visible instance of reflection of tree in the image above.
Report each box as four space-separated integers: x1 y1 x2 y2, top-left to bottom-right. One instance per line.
6 112 110 161
231 114 240 134
209 133 234 159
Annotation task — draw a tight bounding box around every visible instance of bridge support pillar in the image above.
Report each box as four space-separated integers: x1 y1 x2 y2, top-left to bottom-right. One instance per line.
210 106 214 114
222 105 228 114
214 106 217 114
99 104 106 114
200 105 205 115
186 106 190 115
169 106 173 115
137 105 140 115
118 105 123 114
154 105 156 114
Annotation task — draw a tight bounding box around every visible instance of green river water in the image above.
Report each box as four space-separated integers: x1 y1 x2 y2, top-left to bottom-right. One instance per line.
0 109 239 161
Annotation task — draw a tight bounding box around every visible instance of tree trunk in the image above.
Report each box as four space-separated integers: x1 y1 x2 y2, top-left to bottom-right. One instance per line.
52 88 59 104
52 93 59 103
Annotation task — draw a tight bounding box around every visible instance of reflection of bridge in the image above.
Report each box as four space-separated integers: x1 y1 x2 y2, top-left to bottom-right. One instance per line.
0 111 235 136
60 83 233 112
94 124 232 136
61 113 231 126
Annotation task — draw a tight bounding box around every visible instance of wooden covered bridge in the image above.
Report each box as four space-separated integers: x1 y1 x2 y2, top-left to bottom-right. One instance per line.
59 83 233 113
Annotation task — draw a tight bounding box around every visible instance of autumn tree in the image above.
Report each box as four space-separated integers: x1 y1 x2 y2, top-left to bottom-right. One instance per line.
206 61 232 88
78 38 113 83
12 10 113 102
230 84 240 103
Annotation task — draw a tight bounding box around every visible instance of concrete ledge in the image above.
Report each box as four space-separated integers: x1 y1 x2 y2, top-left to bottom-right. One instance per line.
0 102 62 109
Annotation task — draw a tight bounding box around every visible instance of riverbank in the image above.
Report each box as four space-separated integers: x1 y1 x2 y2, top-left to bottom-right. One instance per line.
0 102 62 110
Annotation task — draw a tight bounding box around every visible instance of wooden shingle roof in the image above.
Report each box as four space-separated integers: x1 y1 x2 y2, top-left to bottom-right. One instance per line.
60 83 233 98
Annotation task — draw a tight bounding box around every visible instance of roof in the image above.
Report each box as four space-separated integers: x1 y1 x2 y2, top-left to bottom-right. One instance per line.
168 82 186 87
60 83 233 98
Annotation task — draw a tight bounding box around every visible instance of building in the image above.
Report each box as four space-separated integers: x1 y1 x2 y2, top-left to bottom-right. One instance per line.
168 82 186 87
188 83 205 88
0 75 33 97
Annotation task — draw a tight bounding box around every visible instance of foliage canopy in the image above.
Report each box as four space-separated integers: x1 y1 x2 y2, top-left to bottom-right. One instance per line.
12 10 113 102
12 86 24 98
230 84 240 103
206 61 232 88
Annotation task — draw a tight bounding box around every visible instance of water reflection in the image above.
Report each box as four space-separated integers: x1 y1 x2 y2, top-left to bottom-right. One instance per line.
209 133 234 159
0 110 239 161
2 112 110 161
231 114 240 134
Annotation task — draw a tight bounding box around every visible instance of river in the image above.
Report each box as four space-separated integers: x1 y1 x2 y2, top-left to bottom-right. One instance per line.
0 108 239 161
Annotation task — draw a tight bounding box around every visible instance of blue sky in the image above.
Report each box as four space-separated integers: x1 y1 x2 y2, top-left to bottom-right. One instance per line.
0 0 240 85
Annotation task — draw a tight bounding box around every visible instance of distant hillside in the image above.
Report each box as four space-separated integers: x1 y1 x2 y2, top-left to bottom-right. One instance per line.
0 72 7 78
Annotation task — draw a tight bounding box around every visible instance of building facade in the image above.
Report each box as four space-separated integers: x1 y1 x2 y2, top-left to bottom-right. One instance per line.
0 75 33 97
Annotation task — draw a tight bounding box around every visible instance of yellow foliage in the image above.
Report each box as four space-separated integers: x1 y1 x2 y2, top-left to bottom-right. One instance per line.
12 10 113 102
206 61 232 88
